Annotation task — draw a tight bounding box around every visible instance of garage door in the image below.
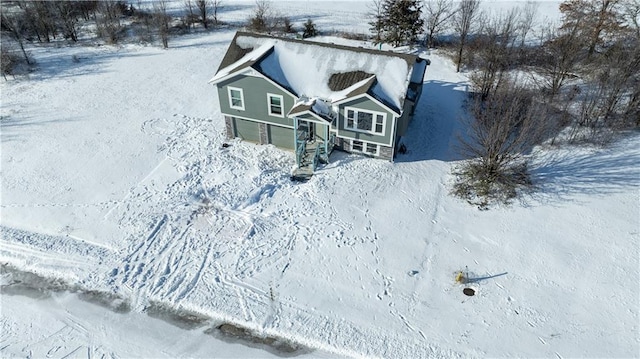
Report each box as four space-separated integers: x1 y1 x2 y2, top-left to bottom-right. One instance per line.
268 125 294 149
234 118 260 143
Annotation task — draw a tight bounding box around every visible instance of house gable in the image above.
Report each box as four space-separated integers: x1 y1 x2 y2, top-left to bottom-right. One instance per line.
217 74 296 128
336 95 396 147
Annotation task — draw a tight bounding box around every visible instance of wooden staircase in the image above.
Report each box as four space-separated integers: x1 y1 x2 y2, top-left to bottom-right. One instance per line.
291 134 334 182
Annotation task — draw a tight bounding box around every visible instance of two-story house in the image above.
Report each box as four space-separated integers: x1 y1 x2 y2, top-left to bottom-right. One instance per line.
209 31 428 177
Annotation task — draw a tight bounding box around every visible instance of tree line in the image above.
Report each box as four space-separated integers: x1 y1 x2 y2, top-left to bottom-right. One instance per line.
1 0 323 79
400 0 638 207
365 0 637 206
0 0 227 77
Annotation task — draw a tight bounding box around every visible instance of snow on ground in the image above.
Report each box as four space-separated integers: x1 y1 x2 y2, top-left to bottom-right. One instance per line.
1 1 639 358
1 289 302 358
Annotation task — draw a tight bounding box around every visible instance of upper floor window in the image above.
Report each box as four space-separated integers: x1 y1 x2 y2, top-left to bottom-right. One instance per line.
267 93 284 117
345 107 386 135
228 87 245 110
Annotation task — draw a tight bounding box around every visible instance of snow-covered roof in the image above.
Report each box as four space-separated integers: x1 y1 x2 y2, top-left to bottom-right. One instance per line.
288 97 335 122
411 58 429 84
211 32 422 114
209 41 275 83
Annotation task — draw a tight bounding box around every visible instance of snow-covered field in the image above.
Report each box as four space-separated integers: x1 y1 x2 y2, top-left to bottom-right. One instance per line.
1 1 639 358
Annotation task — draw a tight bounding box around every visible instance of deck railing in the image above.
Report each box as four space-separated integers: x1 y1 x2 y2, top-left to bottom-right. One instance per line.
328 134 335 153
312 144 320 170
296 139 306 166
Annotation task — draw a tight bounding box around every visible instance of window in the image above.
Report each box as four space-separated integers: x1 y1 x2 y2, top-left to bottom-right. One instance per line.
350 140 379 156
344 107 386 135
375 115 384 133
357 112 373 131
347 110 355 128
365 142 378 155
267 94 284 117
228 87 244 110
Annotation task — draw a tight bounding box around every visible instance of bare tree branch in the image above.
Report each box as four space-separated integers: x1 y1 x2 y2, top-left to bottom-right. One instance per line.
424 0 455 48
453 0 481 72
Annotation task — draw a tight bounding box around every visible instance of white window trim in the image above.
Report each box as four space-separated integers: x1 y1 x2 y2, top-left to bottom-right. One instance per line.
350 140 380 156
228 86 245 111
344 107 386 135
267 93 284 118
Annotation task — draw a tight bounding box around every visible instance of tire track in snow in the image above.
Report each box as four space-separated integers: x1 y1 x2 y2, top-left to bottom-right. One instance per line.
96 114 463 358
175 229 216 301
0 226 115 282
150 226 192 297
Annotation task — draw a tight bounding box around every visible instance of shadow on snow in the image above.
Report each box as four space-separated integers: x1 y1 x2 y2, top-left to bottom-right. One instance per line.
1 114 82 143
531 140 640 200
466 272 508 284
395 80 470 163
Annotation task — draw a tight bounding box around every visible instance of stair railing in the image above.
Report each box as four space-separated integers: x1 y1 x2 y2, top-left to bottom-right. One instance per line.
312 144 320 170
296 139 306 166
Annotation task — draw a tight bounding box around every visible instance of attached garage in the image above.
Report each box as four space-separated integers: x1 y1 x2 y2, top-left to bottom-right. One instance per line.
268 124 294 150
233 118 260 143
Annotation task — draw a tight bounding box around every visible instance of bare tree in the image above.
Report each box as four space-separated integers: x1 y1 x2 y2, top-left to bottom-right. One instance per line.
28 1 57 43
622 0 640 37
1 9 32 65
571 39 640 143
1 42 20 80
588 0 622 56
517 0 538 47
424 0 455 48
184 0 197 31
96 0 124 44
535 25 583 99
78 1 98 21
625 82 640 127
153 0 170 48
283 16 295 33
247 0 273 33
212 0 223 25
559 0 623 58
453 0 481 72
453 84 547 207
196 0 210 29
368 0 384 44
469 9 520 100
53 1 80 42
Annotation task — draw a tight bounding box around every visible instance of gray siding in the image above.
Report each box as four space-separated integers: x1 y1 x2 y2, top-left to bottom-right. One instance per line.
217 74 295 128
336 96 395 146
268 125 295 149
233 118 260 142
396 99 414 137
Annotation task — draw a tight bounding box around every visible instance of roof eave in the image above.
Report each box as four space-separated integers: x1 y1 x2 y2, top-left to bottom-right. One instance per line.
333 92 402 117
288 109 333 123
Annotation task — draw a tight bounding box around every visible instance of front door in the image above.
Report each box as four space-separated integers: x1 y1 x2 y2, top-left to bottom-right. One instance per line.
298 120 314 141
